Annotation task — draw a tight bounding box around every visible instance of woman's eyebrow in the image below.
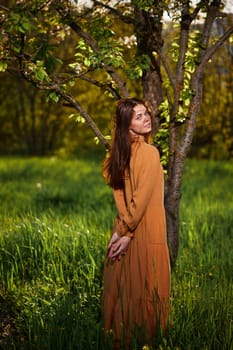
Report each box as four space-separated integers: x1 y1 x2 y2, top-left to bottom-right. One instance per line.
135 110 147 116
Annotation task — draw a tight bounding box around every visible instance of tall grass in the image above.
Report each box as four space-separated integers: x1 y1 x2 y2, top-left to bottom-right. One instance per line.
0 156 232 350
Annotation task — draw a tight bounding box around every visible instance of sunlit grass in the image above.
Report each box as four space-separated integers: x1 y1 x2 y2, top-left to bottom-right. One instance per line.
0 156 232 349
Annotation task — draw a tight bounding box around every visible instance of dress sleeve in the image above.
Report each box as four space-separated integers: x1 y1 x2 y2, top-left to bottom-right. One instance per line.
112 215 133 238
113 145 161 233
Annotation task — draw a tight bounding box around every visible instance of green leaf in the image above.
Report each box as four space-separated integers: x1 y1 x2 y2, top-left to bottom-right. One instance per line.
34 61 50 82
35 68 45 81
68 113 85 123
104 135 112 141
0 61 7 72
46 92 60 103
68 80 75 87
84 58 91 67
94 136 100 145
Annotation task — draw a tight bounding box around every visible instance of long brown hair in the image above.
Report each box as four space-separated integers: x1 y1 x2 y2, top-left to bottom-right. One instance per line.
103 98 150 190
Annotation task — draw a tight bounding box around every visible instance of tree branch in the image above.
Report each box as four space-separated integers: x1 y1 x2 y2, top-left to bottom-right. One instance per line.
190 2 202 20
179 23 233 160
93 0 133 24
156 48 176 97
200 0 221 54
53 0 129 98
200 24 233 68
71 72 121 99
176 0 191 98
70 23 129 97
56 87 110 148
167 1 192 181
0 4 9 11
16 63 109 149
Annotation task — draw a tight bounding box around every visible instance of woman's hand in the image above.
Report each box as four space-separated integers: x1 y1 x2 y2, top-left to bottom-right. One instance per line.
107 232 120 258
108 235 131 260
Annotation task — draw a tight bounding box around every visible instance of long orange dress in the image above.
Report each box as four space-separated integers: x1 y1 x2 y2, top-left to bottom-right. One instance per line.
103 135 170 348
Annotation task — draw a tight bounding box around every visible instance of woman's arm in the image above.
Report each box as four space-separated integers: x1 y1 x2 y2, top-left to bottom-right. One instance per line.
113 145 161 232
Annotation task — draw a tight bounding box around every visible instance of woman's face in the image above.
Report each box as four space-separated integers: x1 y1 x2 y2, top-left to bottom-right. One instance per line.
129 104 152 135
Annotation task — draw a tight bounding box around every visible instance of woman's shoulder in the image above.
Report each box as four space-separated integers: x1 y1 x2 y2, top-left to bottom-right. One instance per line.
133 141 160 164
140 141 160 157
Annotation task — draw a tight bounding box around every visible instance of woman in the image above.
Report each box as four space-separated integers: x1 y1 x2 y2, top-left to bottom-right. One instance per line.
103 98 170 349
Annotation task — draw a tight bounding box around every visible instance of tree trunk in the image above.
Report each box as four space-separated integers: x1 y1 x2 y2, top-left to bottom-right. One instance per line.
143 68 163 131
165 153 185 265
134 4 164 119
133 5 179 261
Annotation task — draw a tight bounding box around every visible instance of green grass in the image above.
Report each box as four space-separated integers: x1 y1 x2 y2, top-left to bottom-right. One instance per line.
0 156 232 350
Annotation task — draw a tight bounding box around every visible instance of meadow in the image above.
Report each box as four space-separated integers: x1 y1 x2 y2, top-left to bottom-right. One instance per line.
0 155 232 350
